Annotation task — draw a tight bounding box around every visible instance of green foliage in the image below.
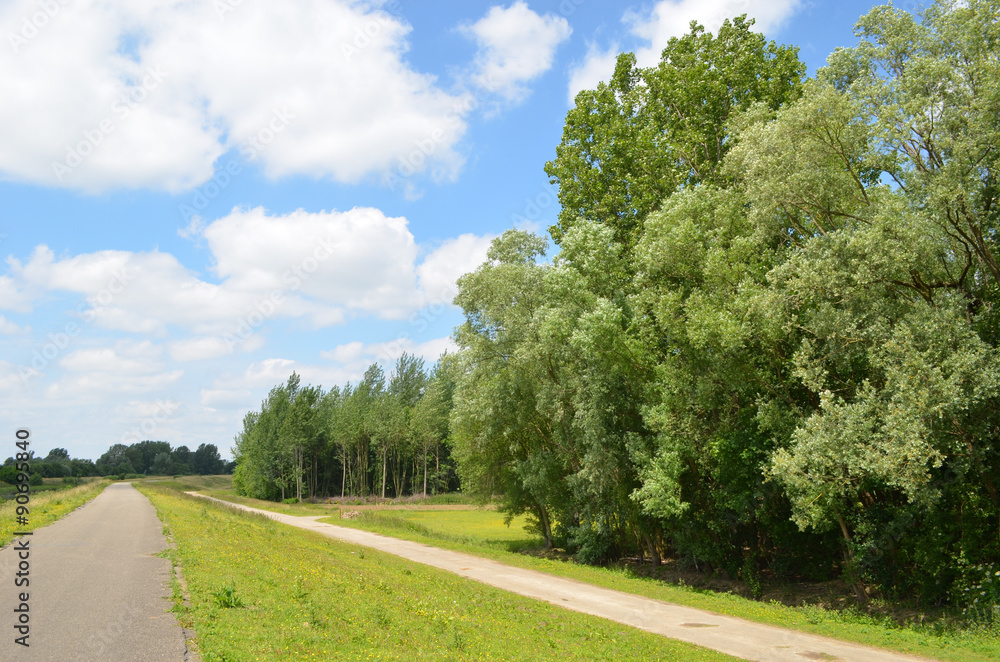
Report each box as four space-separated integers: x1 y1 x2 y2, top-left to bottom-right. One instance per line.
212 582 245 609
544 15 804 251
232 355 458 504
448 0 1000 618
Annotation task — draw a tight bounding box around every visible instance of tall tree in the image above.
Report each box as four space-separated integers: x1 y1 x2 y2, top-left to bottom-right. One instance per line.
544 15 804 252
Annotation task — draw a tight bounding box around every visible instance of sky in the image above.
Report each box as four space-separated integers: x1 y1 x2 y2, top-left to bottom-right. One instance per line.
0 0 913 462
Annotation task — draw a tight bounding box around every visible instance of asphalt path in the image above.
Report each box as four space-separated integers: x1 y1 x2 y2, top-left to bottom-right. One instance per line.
0 483 192 662
190 492 938 662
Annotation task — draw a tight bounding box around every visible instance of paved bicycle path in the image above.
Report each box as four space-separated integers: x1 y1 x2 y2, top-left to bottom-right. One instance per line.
189 492 936 662
0 483 192 662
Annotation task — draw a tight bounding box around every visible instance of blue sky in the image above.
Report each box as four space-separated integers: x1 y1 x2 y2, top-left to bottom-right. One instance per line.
0 0 907 461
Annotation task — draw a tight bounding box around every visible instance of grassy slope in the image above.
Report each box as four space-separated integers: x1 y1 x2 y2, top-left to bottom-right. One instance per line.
0 479 110 547
136 483 737 662
184 486 1000 661
325 509 999 662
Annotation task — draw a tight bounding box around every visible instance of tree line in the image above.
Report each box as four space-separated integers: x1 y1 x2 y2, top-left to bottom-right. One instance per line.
449 0 1000 612
232 0 999 613
232 354 457 503
0 440 229 484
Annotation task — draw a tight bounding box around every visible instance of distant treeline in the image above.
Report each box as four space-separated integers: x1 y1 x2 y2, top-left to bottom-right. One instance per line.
232 354 457 502
0 440 230 483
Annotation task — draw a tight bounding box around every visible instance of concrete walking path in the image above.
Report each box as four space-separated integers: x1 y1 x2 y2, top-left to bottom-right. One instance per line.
0 483 193 662
188 492 936 662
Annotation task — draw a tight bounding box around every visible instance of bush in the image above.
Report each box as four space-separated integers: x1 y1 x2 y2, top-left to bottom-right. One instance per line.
29 472 43 486
282 497 299 504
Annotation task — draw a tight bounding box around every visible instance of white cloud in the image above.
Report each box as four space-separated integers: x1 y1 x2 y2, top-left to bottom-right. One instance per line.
169 335 264 362
0 315 27 334
567 0 802 101
417 233 494 308
1 208 490 364
59 340 163 375
200 388 253 410
320 336 456 371
202 206 419 318
323 341 365 364
0 0 469 192
566 43 620 104
461 1 571 102
50 340 183 396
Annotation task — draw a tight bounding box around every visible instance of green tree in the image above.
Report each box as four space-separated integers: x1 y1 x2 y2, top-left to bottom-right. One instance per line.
544 15 804 252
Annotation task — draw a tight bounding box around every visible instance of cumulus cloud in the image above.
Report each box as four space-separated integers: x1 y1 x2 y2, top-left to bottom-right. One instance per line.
0 207 492 360
50 340 183 396
0 0 469 192
169 334 265 362
417 233 495 308
202 206 420 318
566 43 620 104
320 335 456 373
567 0 802 101
461 1 571 102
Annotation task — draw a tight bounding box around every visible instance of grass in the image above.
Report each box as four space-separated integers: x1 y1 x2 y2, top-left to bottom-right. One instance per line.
315 509 1000 662
0 479 110 546
135 482 738 662
143 475 236 492
170 484 1000 660
335 509 534 550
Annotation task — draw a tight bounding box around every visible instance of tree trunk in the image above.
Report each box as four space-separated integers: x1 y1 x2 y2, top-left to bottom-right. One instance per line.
423 446 428 497
537 503 553 549
836 514 868 604
294 446 303 503
643 532 661 567
381 447 387 500
341 448 346 498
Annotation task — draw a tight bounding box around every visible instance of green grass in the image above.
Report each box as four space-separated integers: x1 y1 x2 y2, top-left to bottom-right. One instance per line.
316 509 1000 662
142 474 235 492
136 483 737 662
336 509 534 550
0 479 110 546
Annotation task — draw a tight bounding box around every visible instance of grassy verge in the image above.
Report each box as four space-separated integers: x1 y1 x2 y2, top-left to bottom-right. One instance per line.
0 479 110 546
135 482 738 662
309 508 997 662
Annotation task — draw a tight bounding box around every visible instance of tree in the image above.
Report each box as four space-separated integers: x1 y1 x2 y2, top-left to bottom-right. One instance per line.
192 443 225 476
150 452 174 476
544 15 804 252
171 445 192 475
452 230 566 547
43 448 70 462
